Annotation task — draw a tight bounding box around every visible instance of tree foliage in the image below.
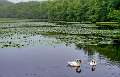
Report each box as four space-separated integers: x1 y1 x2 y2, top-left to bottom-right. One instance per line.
0 0 120 22
0 1 48 19
48 0 120 22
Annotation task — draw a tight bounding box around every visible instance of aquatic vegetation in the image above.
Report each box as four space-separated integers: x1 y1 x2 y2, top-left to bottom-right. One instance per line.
0 22 120 48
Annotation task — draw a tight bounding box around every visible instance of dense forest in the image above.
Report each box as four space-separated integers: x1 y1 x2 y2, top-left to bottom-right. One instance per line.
0 0 120 22
48 0 120 22
0 0 48 19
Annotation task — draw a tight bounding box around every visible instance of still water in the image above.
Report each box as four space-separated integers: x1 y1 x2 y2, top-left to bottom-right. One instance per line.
0 22 120 77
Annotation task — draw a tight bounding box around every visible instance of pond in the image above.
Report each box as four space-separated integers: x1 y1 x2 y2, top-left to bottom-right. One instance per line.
0 22 120 77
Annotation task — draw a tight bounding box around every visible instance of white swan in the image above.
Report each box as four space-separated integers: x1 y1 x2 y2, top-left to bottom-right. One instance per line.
68 59 82 67
90 59 97 66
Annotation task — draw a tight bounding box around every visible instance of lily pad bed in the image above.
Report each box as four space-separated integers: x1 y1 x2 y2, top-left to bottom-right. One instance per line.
0 22 120 48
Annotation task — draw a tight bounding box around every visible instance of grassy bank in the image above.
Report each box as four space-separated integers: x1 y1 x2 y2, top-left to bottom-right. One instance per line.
0 18 48 23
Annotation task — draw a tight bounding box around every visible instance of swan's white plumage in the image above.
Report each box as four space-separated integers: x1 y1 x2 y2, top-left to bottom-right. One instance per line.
68 62 80 66
68 60 81 67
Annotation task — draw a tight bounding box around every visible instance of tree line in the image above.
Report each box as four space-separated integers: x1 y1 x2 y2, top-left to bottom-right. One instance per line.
0 0 48 19
48 0 120 22
0 0 120 22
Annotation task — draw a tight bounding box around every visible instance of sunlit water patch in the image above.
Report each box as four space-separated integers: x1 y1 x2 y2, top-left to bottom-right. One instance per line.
0 34 64 48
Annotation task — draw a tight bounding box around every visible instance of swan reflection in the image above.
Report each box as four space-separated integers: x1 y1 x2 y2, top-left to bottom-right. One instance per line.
91 65 96 71
68 66 81 73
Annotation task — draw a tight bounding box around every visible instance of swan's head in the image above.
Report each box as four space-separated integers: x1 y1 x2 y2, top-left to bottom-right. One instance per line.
76 59 82 63
91 59 96 65
92 59 96 62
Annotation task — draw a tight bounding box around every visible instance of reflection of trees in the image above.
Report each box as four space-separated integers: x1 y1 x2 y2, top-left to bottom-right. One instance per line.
45 33 120 62
93 44 120 61
75 44 120 62
87 44 120 62
75 44 95 59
